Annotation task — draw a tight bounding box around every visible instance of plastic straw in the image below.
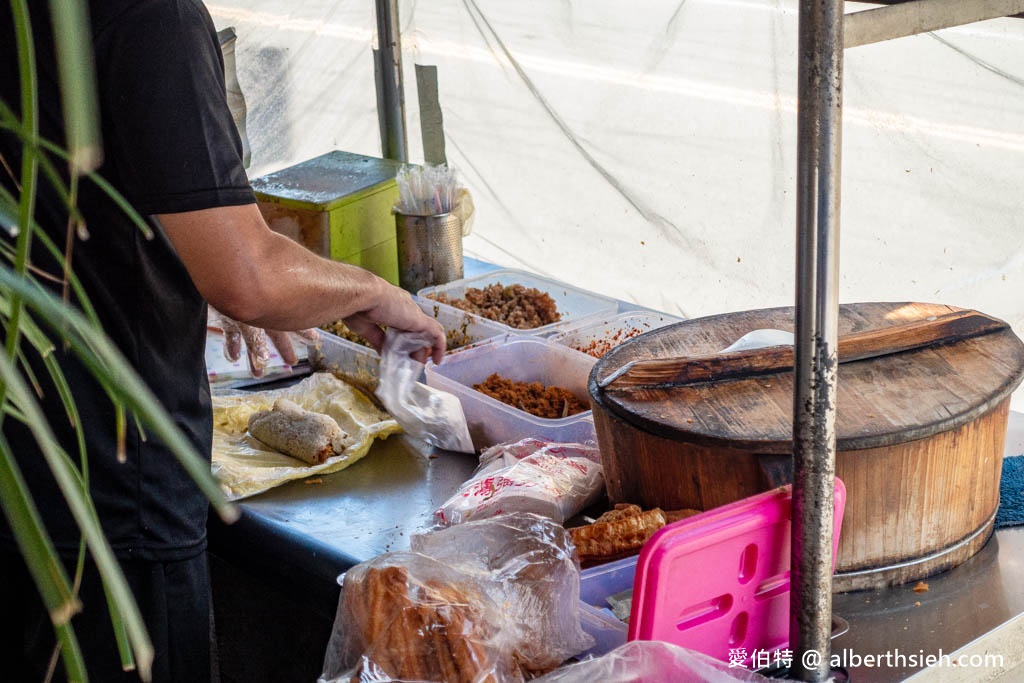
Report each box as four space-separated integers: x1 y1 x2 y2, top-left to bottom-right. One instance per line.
394 164 462 216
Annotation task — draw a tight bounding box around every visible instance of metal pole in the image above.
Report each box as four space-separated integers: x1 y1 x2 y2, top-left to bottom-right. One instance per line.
791 0 843 680
374 0 408 162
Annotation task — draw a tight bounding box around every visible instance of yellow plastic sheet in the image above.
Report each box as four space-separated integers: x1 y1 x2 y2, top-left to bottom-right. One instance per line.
211 373 400 500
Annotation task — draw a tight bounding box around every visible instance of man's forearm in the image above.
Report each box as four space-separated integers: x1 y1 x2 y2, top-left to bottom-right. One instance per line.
156 203 388 329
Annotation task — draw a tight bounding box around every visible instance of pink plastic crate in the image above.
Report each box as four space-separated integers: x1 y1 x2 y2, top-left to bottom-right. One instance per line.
628 480 846 667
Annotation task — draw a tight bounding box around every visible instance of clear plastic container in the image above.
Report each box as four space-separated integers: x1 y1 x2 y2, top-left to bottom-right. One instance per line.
574 481 847 664
549 310 685 358
424 336 598 451
413 296 508 352
307 299 507 393
417 268 618 337
306 331 380 395
576 556 637 657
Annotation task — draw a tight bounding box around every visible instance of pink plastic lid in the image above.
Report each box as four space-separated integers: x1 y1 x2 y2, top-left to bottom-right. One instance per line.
627 479 846 666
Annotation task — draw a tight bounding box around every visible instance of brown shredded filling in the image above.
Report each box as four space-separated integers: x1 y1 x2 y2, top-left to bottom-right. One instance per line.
473 373 587 419
429 283 561 329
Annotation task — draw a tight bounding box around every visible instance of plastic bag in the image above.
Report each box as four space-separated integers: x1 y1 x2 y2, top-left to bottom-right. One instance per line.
374 329 473 453
320 513 594 683
434 438 604 526
534 640 773 683
410 514 594 673
321 551 519 683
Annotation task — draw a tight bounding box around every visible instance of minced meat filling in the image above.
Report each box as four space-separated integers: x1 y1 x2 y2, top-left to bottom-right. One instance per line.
473 373 588 419
429 283 560 329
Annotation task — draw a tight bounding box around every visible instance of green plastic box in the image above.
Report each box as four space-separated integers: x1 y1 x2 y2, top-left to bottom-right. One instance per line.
251 150 403 284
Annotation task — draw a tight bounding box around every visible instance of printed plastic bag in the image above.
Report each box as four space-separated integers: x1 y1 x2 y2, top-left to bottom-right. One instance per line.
534 640 773 683
434 438 604 526
320 513 594 683
375 329 473 453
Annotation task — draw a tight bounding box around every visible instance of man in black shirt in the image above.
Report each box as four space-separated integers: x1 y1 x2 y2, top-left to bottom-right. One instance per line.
0 1 445 681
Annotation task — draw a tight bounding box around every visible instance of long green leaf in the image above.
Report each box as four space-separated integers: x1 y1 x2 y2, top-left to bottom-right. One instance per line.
0 339 154 681
0 432 87 682
6 0 39 363
0 432 79 622
47 0 101 173
0 188 17 237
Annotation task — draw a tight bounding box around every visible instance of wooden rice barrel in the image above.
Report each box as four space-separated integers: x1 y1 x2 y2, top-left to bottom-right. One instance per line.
588 302 1024 592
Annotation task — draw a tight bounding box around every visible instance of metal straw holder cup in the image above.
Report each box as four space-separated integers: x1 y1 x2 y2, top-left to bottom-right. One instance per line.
394 211 464 293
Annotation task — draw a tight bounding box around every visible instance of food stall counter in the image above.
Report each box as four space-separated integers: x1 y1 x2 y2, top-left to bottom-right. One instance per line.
207 259 1024 683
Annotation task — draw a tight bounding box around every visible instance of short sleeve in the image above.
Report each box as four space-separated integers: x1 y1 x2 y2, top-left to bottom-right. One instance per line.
95 0 255 215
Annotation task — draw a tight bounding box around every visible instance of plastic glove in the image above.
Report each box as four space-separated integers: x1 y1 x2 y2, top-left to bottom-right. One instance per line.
210 309 319 378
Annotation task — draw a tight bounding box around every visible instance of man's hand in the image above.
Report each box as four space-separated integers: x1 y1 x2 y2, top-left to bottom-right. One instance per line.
343 285 446 365
211 310 319 378
158 205 446 365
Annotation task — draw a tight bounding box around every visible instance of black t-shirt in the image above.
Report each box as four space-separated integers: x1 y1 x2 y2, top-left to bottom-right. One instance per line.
0 0 255 560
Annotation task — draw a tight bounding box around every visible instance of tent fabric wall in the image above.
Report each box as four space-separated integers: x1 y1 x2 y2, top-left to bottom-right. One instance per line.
207 0 1024 403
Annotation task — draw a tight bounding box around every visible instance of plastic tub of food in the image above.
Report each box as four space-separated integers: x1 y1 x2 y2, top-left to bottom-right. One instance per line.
306 330 380 395
576 555 637 657
549 310 685 358
575 482 847 665
417 268 618 337
424 336 597 450
413 296 509 352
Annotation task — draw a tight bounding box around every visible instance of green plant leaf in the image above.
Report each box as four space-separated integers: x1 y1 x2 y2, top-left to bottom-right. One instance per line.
0 189 18 238
0 431 80 623
0 430 87 683
0 331 155 680
47 0 101 173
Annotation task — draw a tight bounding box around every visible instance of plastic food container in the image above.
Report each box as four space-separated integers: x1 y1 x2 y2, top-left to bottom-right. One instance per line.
413 296 508 352
576 555 638 657
308 298 506 392
575 481 847 666
549 310 685 358
417 268 618 337
306 330 380 394
424 336 598 450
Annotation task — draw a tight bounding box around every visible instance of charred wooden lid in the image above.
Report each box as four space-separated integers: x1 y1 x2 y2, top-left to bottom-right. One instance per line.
589 302 1024 453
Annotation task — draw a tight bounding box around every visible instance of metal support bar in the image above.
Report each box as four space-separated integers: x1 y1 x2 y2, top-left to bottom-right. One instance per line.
791 0 843 679
845 0 1024 48
374 0 407 162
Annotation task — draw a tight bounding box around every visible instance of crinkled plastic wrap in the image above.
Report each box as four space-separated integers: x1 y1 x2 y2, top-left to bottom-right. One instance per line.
533 641 772 683
211 373 400 500
434 438 603 526
320 514 594 683
375 329 473 453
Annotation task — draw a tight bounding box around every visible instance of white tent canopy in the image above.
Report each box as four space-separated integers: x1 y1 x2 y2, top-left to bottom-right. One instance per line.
209 0 1024 405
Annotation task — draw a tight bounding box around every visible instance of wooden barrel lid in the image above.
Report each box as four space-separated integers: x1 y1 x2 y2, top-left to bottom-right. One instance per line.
589 302 1024 453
